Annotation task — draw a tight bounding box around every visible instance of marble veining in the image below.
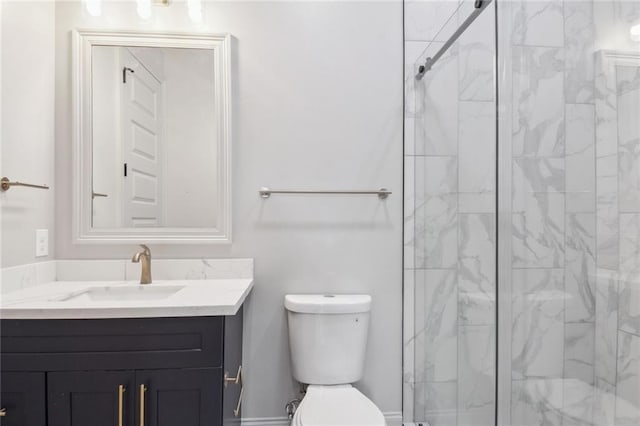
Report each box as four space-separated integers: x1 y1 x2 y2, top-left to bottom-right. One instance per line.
458 7 495 102
563 1 595 104
564 213 596 322
594 52 619 159
457 325 495 424
592 379 616 426
511 379 564 426
616 331 640 425
596 155 620 270
563 322 595 384
458 213 496 326
512 157 565 212
512 46 565 157
512 268 565 379
561 379 595 426
415 155 458 268
459 101 496 197
512 0 564 47
413 269 458 383
512 193 565 268
416 381 457 424
415 195 458 269
565 104 596 213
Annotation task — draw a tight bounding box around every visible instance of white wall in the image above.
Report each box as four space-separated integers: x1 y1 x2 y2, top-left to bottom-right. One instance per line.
92 46 121 228
1 1 55 268
54 1 403 419
163 48 217 227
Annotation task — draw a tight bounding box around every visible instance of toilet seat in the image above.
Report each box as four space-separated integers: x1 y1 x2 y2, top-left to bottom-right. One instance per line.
291 384 386 426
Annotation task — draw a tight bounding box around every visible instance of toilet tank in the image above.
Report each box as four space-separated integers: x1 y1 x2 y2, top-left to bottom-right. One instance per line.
284 294 372 385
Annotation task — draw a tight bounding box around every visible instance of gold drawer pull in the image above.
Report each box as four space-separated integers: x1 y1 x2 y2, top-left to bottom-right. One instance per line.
118 385 125 426
224 365 242 388
0 407 6 417
139 384 147 426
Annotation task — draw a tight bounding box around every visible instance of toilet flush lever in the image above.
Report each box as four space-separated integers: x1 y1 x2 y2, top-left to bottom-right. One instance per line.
224 365 242 388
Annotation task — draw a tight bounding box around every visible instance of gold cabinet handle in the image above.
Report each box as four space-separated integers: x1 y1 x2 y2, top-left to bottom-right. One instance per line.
139 384 147 426
224 365 242 388
118 385 125 426
0 407 6 417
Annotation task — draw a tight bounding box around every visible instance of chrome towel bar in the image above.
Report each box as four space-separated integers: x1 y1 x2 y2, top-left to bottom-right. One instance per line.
1 177 49 192
259 187 391 199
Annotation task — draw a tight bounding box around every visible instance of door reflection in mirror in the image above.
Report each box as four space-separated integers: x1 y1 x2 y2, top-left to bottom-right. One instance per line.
91 46 217 229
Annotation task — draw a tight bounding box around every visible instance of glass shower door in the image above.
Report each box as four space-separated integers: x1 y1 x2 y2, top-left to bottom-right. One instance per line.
404 1 497 424
404 0 640 425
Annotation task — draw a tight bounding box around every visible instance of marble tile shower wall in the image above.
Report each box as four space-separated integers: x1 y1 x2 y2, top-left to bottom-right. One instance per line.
509 1 600 425
404 1 640 425
404 1 496 424
595 48 640 425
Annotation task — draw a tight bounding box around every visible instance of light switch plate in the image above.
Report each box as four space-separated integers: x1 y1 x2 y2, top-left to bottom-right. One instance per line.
35 229 48 257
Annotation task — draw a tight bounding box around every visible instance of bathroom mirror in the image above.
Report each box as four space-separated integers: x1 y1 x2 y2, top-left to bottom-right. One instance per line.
72 30 231 243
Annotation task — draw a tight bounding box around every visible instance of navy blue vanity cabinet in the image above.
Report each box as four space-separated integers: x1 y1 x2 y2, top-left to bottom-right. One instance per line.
0 312 243 426
136 368 222 426
47 371 136 426
0 372 46 426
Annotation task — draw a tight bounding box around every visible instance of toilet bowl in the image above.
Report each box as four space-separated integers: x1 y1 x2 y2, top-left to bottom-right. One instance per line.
285 294 386 426
291 385 385 426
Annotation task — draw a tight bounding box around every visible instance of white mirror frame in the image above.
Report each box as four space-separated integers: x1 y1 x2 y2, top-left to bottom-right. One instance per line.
72 29 232 244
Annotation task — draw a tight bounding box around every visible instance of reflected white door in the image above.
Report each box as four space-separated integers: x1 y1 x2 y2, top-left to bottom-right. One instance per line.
120 48 163 227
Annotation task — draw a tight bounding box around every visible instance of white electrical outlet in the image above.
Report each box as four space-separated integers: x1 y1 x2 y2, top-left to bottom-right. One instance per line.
35 229 49 257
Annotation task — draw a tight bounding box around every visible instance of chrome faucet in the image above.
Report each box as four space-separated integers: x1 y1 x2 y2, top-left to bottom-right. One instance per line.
131 244 152 284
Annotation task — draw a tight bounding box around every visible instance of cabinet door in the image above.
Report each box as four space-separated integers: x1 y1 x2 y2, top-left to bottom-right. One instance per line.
136 368 221 426
0 372 46 426
48 371 135 426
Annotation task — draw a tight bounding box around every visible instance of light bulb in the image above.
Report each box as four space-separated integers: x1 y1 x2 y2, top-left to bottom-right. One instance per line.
84 0 102 17
631 24 640 42
137 0 152 20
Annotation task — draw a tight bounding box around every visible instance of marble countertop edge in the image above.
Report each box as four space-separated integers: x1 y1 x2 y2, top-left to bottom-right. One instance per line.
0 279 254 319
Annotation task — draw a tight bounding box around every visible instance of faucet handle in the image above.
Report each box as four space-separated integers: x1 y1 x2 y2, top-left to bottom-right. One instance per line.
139 244 151 256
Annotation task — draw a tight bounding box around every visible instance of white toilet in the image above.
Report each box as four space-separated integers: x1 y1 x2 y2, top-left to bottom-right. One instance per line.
284 294 386 426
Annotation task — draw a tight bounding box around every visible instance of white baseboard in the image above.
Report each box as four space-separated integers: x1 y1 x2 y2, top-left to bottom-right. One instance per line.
241 418 289 426
241 411 403 426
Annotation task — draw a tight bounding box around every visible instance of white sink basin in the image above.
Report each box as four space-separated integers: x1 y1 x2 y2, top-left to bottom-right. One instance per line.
56 285 186 302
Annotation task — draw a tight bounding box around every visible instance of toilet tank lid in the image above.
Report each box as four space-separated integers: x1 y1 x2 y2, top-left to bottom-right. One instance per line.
284 294 371 314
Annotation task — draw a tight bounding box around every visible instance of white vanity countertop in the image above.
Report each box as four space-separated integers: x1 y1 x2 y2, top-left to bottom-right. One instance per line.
0 279 253 319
